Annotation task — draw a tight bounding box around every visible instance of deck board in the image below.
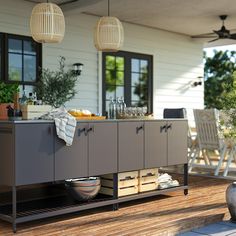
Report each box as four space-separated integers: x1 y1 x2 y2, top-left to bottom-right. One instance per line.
0 175 231 236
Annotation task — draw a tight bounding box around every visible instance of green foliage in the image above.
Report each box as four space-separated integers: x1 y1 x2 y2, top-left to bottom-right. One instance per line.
35 57 77 108
204 50 236 109
0 82 19 103
105 56 124 90
220 109 236 140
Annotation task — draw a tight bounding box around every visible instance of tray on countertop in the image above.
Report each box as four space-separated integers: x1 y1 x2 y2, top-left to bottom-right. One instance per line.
75 116 106 120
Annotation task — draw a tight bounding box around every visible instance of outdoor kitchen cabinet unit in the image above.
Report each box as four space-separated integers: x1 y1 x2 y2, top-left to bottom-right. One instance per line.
0 119 188 233
0 123 55 186
118 121 144 172
145 120 187 168
55 122 117 180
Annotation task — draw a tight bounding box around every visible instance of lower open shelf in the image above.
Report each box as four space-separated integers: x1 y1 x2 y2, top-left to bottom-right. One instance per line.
0 184 187 224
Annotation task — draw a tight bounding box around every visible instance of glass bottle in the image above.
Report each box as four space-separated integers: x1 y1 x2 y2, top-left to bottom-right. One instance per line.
20 90 28 105
108 97 114 119
120 97 126 114
33 92 37 105
116 97 120 116
113 98 117 119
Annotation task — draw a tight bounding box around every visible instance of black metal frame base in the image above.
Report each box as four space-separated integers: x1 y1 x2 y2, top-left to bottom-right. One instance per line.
0 168 188 233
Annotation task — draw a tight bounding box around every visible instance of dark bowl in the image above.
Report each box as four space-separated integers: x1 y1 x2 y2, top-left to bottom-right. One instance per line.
65 177 101 201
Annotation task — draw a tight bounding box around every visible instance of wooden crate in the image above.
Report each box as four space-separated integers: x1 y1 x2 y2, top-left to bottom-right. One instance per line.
20 105 52 120
99 171 139 197
138 168 159 192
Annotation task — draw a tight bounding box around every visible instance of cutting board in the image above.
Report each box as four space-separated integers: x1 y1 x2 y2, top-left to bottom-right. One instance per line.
75 116 106 120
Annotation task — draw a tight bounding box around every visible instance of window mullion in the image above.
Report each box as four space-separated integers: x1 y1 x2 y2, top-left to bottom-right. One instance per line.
124 54 131 107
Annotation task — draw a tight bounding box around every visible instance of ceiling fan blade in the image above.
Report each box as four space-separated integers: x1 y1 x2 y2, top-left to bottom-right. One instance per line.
191 35 217 39
208 38 219 43
230 33 236 39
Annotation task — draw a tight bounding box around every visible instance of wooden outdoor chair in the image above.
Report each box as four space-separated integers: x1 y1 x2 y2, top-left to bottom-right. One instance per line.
189 109 233 176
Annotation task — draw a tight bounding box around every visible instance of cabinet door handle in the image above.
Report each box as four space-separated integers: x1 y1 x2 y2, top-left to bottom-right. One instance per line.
136 125 144 134
166 124 172 131
48 126 52 134
86 126 94 135
78 128 85 136
160 125 166 133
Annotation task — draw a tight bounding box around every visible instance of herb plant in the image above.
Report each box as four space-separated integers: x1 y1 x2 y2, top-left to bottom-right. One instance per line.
36 57 78 108
0 82 19 103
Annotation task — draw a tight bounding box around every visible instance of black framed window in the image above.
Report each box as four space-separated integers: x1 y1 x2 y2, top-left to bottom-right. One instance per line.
0 33 42 85
102 51 153 115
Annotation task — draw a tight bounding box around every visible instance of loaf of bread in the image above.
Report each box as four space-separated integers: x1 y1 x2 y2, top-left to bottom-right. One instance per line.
68 109 92 117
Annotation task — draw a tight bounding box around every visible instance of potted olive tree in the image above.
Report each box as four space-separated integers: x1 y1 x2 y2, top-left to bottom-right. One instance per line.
0 82 19 119
35 56 78 108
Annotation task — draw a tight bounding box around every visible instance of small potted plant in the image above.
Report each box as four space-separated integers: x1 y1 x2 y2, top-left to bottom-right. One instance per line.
35 56 78 108
0 82 19 119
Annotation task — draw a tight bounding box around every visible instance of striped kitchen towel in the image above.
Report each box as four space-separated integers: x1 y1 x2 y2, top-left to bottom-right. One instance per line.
40 107 77 146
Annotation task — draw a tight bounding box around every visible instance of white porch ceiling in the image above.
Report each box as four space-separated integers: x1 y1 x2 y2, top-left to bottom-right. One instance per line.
24 0 236 46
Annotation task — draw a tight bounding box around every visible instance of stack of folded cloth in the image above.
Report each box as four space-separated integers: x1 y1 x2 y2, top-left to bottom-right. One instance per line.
158 173 180 189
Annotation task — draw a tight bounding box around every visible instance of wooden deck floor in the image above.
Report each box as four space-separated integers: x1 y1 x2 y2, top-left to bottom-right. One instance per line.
0 175 232 236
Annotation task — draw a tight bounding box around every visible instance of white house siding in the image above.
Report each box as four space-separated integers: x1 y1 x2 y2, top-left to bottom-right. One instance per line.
0 0 204 123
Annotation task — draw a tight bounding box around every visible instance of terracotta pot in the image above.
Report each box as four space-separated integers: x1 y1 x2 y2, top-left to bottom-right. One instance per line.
0 103 12 120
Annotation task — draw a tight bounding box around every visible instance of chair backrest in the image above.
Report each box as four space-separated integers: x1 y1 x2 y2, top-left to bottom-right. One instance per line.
193 109 221 150
163 108 187 119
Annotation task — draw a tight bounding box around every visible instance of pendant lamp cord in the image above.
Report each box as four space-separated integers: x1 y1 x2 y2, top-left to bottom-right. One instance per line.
108 0 110 16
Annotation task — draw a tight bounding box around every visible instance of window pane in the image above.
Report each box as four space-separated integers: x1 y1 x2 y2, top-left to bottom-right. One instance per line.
132 86 140 101
105 100 110 114
8 53 22 81
106 85 116 99
24 55 36 82
140 73 148 87
105 70 116 85
116 71 124 86
116 86 124 98
116 57 124 70
132 86 148 104
131 59 139 72
9 38 22 53
106 56 115 70
141 60 148 73
131 101 139 106
131 73 139 86
24 41 36 55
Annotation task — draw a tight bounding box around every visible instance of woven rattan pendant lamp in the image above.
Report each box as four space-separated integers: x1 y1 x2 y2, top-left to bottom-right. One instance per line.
30 0 65 43
94 0 124 52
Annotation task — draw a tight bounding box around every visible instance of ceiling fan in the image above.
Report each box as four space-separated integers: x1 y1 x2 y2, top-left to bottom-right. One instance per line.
192 15 236 42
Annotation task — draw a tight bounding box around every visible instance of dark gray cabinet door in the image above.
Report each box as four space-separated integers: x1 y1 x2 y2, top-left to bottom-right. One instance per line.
145 121 167 168
15 124 54 186
55 123 89 181
118 122 144 172
0 125 14 186
167 120 187 165
89 122 117 176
